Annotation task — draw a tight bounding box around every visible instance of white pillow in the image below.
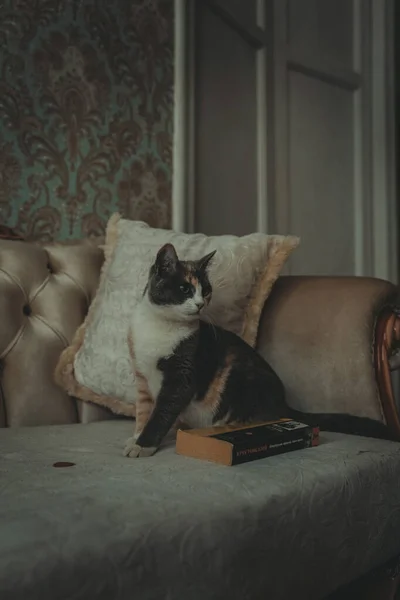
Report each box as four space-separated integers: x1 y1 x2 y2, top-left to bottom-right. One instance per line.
55 214 299 416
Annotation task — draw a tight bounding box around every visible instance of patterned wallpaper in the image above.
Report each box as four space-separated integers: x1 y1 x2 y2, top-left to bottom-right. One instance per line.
0 0 174 241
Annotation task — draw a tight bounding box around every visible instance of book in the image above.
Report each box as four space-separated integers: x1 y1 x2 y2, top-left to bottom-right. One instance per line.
176 418 320 466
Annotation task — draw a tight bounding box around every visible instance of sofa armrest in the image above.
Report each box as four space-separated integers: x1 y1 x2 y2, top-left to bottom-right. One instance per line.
257 276 400 435
375 307 400 436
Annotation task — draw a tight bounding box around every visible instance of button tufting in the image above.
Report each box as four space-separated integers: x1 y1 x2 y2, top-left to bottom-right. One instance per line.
47 262 54 274
23 304 32 317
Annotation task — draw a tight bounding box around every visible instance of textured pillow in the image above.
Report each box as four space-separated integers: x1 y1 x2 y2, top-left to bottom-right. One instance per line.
55 214 299 416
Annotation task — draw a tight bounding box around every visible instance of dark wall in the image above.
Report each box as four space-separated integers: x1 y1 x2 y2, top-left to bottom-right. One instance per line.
0 0 174 241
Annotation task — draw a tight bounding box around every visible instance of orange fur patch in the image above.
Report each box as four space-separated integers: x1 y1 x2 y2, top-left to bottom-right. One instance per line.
135 390 154 436
202 354 234 414
127 328 154 436
128 329 146 379
185 273 199 287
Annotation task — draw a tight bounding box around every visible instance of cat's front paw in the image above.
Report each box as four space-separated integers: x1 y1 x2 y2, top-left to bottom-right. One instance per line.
123 437 158 458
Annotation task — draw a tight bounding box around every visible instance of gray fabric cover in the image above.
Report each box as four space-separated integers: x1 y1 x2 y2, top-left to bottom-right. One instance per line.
1 421 400 600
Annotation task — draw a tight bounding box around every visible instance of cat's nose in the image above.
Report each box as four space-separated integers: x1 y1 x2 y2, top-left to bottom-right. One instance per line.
196 301 204 312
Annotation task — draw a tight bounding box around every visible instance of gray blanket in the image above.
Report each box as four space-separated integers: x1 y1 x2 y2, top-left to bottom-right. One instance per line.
1 421 400 600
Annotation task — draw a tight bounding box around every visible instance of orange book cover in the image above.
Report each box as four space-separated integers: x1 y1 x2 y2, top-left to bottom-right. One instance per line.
176 418 320 466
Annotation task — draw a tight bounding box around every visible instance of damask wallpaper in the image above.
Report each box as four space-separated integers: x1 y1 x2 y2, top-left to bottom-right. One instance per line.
0 0 174 241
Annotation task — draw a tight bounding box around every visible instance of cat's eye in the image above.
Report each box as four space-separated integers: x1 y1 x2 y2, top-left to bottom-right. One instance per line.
180 283 191 295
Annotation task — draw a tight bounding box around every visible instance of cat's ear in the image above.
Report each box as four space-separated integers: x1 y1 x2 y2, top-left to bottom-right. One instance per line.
198 249 216 272
155 243 179 274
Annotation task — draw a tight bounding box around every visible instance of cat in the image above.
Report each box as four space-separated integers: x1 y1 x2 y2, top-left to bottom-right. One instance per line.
124 243 397 458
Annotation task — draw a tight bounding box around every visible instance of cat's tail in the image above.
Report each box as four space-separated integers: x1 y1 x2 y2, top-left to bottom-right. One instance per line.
287 409 399 442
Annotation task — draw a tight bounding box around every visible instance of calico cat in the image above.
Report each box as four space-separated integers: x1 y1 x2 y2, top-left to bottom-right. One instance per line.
124 243 396 458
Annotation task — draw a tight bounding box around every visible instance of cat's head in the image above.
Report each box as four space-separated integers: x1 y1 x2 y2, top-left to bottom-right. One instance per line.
146 243 216 321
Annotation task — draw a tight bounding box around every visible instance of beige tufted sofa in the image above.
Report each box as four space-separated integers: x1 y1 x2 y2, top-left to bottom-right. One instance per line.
0 239 110 427
1 238 400 600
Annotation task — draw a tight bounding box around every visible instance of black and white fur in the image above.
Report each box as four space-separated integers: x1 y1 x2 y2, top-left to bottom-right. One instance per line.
124 244 396 458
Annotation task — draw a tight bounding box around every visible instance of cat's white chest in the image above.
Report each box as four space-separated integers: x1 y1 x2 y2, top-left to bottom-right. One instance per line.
131 302 193 400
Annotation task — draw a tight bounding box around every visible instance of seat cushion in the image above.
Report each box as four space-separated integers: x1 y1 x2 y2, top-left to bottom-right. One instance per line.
1 421 400 600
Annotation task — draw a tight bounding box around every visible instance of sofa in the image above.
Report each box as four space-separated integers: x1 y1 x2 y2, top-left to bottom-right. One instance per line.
1 238 400 600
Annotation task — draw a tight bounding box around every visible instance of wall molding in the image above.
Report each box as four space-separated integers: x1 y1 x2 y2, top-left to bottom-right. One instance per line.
204 0 267 48
174 0 397 280
353 0 372 276
271 0 290 239
370 0 398 282
287 51 362 91
172 0 196 233
174 0 269 235
172 0 187 232
256 0 269 234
